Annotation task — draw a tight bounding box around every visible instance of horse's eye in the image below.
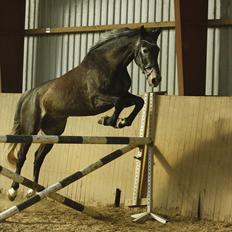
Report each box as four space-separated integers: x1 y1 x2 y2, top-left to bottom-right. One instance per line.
142 48 148 54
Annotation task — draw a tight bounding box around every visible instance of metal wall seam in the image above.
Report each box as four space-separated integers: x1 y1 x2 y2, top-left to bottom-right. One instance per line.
206 0 220 95
22 1 28 91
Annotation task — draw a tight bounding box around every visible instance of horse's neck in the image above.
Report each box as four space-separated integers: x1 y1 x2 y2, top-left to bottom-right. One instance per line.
97 36 139 68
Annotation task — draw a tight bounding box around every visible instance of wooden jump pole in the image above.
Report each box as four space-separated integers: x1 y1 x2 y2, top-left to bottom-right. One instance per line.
0 144 137 222
0 135 151 145
0 165 102 218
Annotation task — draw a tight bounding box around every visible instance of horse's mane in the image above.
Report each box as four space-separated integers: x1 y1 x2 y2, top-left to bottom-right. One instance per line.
89 28 140 52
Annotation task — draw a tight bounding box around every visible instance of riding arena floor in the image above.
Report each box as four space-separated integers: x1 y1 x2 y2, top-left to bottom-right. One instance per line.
0 199 232 232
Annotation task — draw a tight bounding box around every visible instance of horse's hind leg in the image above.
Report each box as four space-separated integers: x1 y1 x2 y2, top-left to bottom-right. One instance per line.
8 97 41 201
26 115 67 198
8 143 32 201
26 143 53 198
8 121 40 200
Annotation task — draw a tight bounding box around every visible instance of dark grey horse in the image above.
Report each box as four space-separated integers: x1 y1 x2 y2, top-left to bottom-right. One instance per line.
6 26 161 200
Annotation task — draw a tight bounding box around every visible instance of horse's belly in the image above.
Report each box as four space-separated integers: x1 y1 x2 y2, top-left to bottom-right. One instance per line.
69 104 114 117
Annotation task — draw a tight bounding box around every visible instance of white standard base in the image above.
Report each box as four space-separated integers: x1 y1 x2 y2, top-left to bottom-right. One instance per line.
131 211 167 224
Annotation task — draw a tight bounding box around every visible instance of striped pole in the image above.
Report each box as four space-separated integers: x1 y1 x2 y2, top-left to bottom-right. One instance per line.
0 144 137 222
0 165 101 219
0 135 151 145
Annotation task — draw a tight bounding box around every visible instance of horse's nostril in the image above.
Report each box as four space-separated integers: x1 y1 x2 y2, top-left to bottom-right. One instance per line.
151 78 157 85
151 77 161 87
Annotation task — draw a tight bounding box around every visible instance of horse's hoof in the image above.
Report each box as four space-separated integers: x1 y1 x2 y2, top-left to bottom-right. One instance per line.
26 189 36 198
115 118 127 128
8 188 17 201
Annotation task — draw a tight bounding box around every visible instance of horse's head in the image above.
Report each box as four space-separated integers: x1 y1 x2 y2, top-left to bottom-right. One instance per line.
134 27 161 87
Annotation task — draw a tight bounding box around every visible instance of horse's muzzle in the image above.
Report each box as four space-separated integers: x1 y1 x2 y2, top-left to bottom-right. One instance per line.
145 68 161 87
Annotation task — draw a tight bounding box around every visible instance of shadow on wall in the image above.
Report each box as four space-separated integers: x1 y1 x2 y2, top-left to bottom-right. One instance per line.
151 96 232 222
155 117 232 221
219 0 232 95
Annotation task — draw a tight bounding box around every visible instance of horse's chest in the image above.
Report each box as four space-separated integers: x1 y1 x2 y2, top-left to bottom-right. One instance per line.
104 75 131 95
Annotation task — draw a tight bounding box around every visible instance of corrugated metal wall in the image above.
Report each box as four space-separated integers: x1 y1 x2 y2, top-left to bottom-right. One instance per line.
206 0 220 95
23 0 177 95
216 0 232 96
23 0 232 96
206 0 232 95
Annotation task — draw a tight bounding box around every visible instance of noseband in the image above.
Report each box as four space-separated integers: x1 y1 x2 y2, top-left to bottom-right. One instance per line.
134 39 158 74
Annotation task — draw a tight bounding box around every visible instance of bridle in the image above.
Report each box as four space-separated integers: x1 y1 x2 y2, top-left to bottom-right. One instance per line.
141 39 157 47
134 39 157 55
134 39 158 74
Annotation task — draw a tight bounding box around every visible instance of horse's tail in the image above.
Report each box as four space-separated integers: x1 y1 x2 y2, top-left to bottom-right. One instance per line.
5 124 21 167
4 93 27 167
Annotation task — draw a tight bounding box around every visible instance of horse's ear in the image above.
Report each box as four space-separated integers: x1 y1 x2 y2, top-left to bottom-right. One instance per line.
146 28 161 40
154 28 161 37
153 28 161 40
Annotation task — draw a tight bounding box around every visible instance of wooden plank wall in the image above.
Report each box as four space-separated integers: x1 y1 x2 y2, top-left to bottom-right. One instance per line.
153 96 232 221
0 93 140 209
1 94 232 222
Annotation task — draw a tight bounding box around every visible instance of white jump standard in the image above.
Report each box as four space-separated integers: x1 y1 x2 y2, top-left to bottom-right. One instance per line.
131 92 167 223
131 145 167 223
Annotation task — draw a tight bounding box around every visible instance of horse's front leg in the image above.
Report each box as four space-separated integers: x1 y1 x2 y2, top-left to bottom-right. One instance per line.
115 93 144 128
95 94 122 127
96 93 144 128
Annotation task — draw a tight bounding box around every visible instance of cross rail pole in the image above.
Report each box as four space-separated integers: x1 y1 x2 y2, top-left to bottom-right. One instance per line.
0 144 137 222
0 165 102 219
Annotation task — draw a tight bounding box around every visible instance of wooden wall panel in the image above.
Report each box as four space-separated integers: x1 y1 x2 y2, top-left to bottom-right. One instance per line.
1 94 232 222
153 96 232 221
